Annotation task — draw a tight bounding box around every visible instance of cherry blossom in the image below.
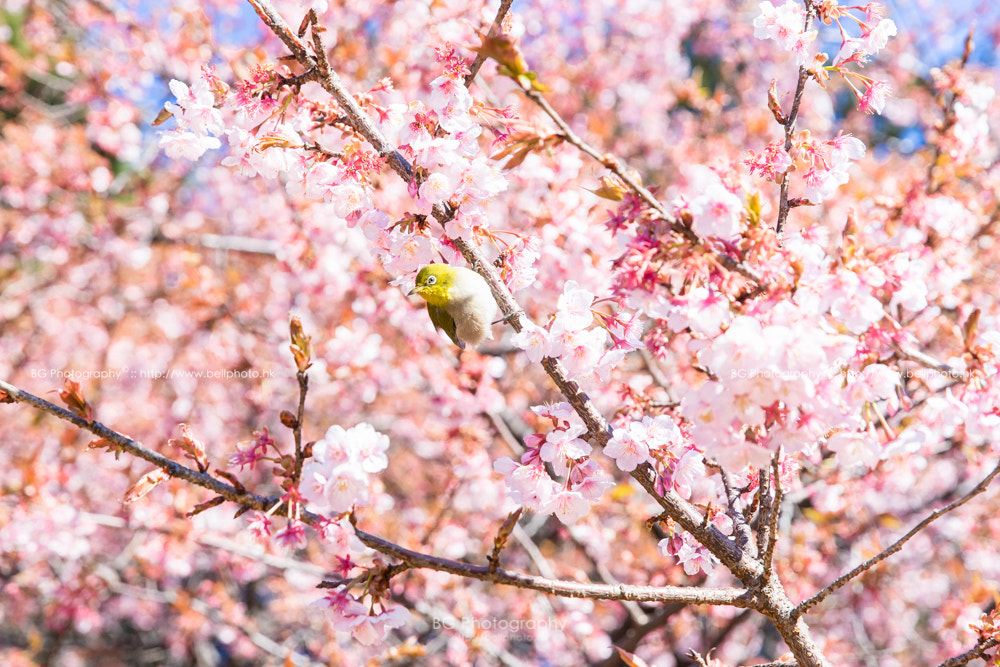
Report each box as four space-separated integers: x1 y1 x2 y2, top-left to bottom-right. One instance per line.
4 0 1000 664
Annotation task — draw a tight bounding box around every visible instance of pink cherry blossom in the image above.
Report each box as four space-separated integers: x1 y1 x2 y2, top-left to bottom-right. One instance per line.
6 1 998 664
674 541 720 576
753 0 817 65
540 424 593 475
540 489 592 525
605 422 652 472
159 130 221 161
164 78 223 136
511 322 552 362
554 280 596 331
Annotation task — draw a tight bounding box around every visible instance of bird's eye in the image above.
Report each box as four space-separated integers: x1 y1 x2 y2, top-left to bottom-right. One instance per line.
426 275 437 285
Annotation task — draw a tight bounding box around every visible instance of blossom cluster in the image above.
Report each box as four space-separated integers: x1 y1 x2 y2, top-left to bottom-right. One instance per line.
319 587 409 646
299 423 390 513
511 280 642 380
746 131 867 204
657 518 724 577
931 67 997 166
494 403 613 525
754 0 897 115
158 76 224 160
753 0 817 66
679 306 906 471
605 413 723 576
669 166 747 239
748 1 896 205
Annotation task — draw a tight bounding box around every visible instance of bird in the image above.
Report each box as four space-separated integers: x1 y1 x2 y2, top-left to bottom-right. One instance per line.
407 264 498 349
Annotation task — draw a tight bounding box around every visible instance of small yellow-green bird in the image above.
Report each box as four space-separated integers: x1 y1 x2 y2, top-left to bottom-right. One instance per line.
408 264 497 349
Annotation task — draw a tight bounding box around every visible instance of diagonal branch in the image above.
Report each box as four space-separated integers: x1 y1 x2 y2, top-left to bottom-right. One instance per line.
926 26 976 196
892 343 964 379
241 0 761 581
596 603 685 667
794 460 1000 619
519 87 676 226
937 636 1000 667
518 83 764 287
0 378 280 510
706 459 755 557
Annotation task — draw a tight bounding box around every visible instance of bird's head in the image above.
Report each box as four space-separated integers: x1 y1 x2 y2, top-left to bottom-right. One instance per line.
407 264 457 308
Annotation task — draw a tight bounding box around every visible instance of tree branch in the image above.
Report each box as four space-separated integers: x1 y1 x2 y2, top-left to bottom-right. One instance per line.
774 2 814 237
755 467 772 570
150 231 280 256
240 0 763 581
926 25 975 196
596 603 685 667
762 452 784 578
357 527 752 605
794 460 1000 619
0 378 750 607
517 83 764 287
290 369 309 483
706 459 755 556
892 343 964 379
937 636 1000 667
0 378 281 511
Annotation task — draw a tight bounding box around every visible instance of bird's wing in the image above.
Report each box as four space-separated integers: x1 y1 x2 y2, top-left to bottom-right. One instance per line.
427 303 465 349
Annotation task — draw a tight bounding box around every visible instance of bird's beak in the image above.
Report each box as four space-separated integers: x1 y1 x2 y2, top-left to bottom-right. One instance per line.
407 286 419 296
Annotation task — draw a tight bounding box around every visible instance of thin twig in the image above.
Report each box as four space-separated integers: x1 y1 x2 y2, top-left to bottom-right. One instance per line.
291 370 309 484
418 480 460 544
937 636 1000 667
150 232 280 256
1 379 284 511
774 1 815 237
487 410 526 455
566 524 649 626
755 468 771 566
926 26 976 196
893 343 964 379
687 650 711 667
708 459 755 556
638 347 678 406
794 460 1000 619
464 0 516 87
762 452 784 578
511 523 556 579
520 88 673 221
707 608 756 658
596 604 684 667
